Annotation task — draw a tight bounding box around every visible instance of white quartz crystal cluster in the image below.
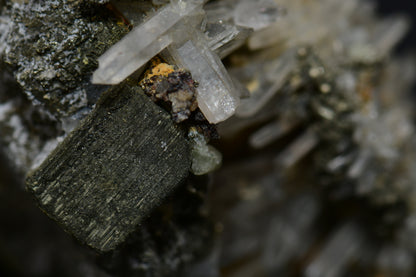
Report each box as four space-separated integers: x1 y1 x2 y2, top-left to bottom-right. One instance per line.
92 0 280 123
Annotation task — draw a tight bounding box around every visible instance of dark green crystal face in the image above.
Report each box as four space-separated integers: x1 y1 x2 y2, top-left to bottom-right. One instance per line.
26 86 190 251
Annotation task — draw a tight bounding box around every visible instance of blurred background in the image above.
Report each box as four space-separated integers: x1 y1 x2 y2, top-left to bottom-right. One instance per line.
377 0 416 50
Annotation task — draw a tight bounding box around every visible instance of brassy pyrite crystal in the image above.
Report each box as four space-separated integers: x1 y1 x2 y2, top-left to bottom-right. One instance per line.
0 0 416 276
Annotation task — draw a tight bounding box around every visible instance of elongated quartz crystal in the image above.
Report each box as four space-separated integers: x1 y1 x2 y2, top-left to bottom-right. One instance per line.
168 35 240 123
93 0 240 123
92 0 282 124
236 49 296 118
233 0 281 31
274 128 318 169
92 0 204 84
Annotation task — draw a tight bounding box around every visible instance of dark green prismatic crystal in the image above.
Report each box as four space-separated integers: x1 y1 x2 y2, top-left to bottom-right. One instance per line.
26 84 191 252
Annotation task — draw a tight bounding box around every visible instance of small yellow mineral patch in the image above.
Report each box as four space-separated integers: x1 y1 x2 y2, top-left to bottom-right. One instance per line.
142 58 176 81
247 78 260 94
139 57 198 123
148 63 175 78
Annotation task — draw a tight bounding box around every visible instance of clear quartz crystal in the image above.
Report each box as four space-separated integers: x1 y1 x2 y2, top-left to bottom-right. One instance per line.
203 0 279 58
93 0 240 123
92 0 204 84
248 0 359 50
233 0 281 31
204 1 252 58
249 118 299 149
262 195 319 272
206 22 252 59
236 49 296 117
169 34 240 123
305 223 364 277
274 128 318 169
372 17 409 58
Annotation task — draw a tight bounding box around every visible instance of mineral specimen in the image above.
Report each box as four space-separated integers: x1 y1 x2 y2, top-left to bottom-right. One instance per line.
27 84 191 251
188 127 222 175
92 0 242 123
1 0 416 276
140 58 198 123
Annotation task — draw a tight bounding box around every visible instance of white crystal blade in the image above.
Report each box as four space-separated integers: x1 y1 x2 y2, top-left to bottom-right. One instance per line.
249 119 299 149
274 128 318 169
92 1 202 85
233 0 280 31
171 38 240 123
236 50 296 117
92 35 172 84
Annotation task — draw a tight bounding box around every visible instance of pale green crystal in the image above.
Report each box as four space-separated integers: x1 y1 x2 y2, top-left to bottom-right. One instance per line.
188 128 222 175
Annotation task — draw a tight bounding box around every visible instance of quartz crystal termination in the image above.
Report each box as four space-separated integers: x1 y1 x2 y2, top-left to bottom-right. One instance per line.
26 85 190 252
91 0 205 85
167 36 240 124
93 0 284 123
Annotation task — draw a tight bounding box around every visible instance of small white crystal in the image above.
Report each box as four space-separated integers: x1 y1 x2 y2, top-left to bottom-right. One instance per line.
249 118 299 149
188 128 222 175
248 0 359 50
233 0 280 31
305 223 363 277
204 0 253 58
274 128 318 168
206 23 252 58
169 35 240 123
236 49 296 118
373 17 409 58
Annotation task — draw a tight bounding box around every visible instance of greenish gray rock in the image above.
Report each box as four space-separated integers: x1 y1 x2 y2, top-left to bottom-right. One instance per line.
4 0 128 117
26 84 191 252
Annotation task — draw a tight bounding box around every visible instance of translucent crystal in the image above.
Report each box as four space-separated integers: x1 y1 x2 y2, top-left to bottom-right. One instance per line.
248 0 359 50
188 128 222 175
262 195 319 272
233 0 281 31
204 1 252 58
348 17 409 64
305 223 364 277
376 245 413 277
372 17 409 58
92 0 204 84
169 35 240 123
249 118 299 149
274 128 318 168
326 154 354 172
206 22 252 59
113 1 154 26
236 49 296 118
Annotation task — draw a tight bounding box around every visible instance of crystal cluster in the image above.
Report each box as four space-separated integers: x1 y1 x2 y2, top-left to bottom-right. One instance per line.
0 0 416 276
92 0 283 123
